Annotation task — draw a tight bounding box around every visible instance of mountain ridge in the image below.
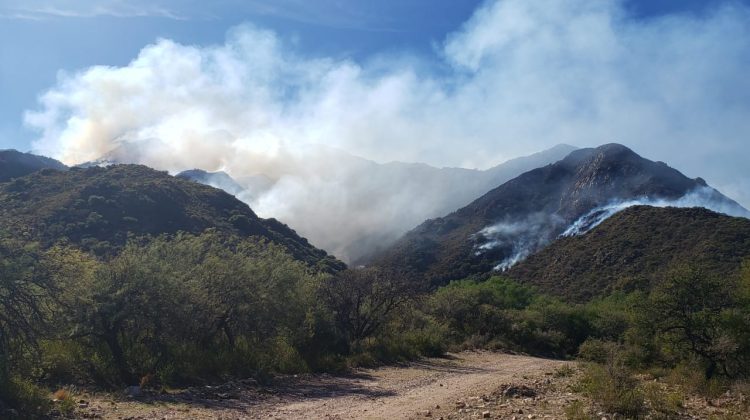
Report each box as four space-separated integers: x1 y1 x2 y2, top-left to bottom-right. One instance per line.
370 143 747 287
0 163 344 272
0 149 68 181
508 205 750 302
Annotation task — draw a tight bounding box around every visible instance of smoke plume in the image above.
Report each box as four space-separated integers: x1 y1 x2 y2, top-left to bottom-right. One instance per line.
476 187 750 270
24 0 750 260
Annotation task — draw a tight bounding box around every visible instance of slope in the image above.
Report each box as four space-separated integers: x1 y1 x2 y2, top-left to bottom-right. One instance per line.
0 149 68 181
0 164 344 271
371 144 746 287
508 206 750 302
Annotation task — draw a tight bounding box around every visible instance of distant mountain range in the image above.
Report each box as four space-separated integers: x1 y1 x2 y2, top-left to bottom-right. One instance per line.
508 206 750 302
370 144 748 288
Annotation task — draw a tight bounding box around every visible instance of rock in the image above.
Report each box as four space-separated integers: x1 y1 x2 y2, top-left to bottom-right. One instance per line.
528 415 536 419
482 411 491 418
423 409 432 417
435 404 441 409
518 409 524 414
502 385 537 398
124 385 142 398
455 401 467 409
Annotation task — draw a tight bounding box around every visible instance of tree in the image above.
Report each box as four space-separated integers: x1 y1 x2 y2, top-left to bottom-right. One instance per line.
321 268 415 348
0 238 56 380
648 267 738 378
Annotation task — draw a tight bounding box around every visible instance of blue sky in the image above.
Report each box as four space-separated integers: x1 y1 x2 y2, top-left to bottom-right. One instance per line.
3 0 750 209
1 0 745 152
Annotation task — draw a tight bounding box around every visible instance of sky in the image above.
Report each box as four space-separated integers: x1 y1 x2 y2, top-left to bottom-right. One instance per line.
2 0 750 213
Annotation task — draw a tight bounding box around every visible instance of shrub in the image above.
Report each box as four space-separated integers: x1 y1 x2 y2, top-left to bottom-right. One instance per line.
577 362 645 417
642 382 684 419
578 339 619 364
0 377 51 418
564 400 590 420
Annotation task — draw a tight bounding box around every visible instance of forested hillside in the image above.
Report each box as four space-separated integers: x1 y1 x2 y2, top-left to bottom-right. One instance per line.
509 206 750 301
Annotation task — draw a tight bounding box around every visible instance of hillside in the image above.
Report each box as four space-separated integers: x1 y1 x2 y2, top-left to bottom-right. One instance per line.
508 206 750 302
0 149 68 181
176 169 245 195
106 144 576 263
0 164 344 271
371 144 746 287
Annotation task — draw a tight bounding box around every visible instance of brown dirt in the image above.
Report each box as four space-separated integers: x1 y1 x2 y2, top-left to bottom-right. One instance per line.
73 351 579 419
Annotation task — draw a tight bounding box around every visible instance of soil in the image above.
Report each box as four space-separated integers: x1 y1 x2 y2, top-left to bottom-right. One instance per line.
72 351 580 419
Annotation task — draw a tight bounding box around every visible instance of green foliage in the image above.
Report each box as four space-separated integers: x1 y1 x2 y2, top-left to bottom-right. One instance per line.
510 206 750 302
564 400 590 420
49 231 338 385
635 266 750 378
0 164 344 270
0 376 51 418
577 362 645 418
427 277 598 357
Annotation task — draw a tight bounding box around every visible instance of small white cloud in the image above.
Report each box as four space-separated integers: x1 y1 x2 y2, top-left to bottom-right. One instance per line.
0 0 186 20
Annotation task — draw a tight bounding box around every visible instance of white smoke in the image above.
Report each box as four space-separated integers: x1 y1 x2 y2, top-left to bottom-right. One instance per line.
474 212 565 271
562 186 750 237
476 187 750 270
23 0 750 259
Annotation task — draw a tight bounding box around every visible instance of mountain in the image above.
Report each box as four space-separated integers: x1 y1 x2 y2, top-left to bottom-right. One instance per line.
0 149 68 181
508 206 750 302
82 143 577 263
371 143 747 287
177 169 245 196
0 164 344 272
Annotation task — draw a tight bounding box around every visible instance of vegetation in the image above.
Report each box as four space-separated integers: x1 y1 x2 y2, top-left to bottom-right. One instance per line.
1 160 748 418
370 144 737 288
0 150 67 182
509 206 750 302
0 164 344 271
0 229 436 414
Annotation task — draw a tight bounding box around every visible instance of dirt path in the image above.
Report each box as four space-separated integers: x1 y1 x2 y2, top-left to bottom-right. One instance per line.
80 351 576 419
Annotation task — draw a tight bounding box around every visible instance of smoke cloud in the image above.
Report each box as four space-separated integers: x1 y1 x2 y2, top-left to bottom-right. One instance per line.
476 187 750 270
474 212 565 271
24 0 750 260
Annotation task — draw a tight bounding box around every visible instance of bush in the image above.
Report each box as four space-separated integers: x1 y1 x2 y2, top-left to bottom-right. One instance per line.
578 339 619 364
577 362 645 417
642 382 684 419
0 376 51 418
564 400 590 420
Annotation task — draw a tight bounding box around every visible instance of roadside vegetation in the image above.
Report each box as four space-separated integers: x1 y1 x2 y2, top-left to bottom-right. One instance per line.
1 226 749 418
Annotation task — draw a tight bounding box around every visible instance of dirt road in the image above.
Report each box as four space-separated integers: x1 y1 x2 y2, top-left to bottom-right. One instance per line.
81 351 576 419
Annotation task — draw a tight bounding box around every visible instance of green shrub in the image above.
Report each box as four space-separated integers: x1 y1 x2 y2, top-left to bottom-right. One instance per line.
642 382 684 419
554 364 576 378
578 362 645 417
578 339 619 364
0 376 51 418
564 400 591 420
